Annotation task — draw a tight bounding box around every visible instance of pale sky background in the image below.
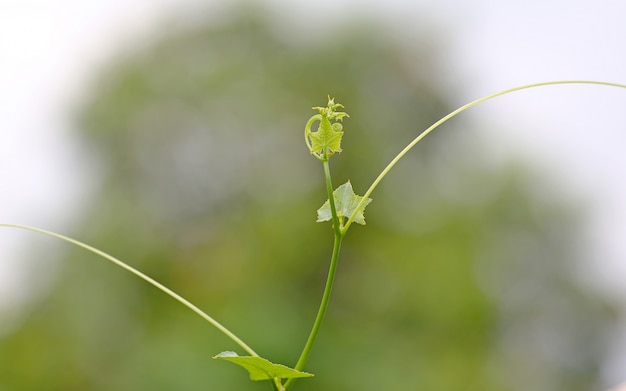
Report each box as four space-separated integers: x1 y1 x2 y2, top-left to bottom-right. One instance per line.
1 0 625 385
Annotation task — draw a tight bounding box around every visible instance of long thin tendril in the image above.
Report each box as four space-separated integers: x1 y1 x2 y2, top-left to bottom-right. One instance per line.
342 80 626 234
0 223 259 357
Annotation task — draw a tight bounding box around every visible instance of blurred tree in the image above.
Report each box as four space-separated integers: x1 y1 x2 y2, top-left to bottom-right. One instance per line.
0 3 616 391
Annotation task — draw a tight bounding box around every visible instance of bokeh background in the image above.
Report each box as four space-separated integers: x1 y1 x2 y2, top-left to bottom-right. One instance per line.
1 1 626 390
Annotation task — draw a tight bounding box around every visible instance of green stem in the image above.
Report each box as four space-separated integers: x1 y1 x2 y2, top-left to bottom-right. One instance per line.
0 223 259 357
285 158 344 390
342 79 626 234
286 233 343 390
323 159 343 236
271 378 282 391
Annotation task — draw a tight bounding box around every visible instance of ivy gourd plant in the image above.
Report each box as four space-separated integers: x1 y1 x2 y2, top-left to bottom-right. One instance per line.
1 80 626 390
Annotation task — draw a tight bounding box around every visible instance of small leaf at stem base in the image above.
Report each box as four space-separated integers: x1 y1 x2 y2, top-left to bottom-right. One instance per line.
213 351 314 381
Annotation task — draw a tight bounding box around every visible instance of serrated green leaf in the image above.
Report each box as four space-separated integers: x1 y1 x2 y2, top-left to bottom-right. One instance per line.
317 181 372 225
308 115 343 156
213 351 314 381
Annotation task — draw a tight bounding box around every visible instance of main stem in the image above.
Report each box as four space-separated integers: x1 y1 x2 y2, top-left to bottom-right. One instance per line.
285 158 344 390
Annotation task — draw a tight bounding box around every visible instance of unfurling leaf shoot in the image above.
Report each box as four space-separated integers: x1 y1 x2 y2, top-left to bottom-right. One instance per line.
305 96 349 160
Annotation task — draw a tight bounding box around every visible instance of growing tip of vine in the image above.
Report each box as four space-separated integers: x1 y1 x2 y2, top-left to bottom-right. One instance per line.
312 96 349 121
305 96 349 160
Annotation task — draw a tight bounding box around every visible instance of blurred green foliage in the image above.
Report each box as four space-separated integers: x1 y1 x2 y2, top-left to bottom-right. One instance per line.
0 4 616 391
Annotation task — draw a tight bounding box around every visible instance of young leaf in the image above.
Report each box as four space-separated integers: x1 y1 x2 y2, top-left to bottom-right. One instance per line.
213 351 314 381
305 97 349 159
317 181 372 225
308 115 343 156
